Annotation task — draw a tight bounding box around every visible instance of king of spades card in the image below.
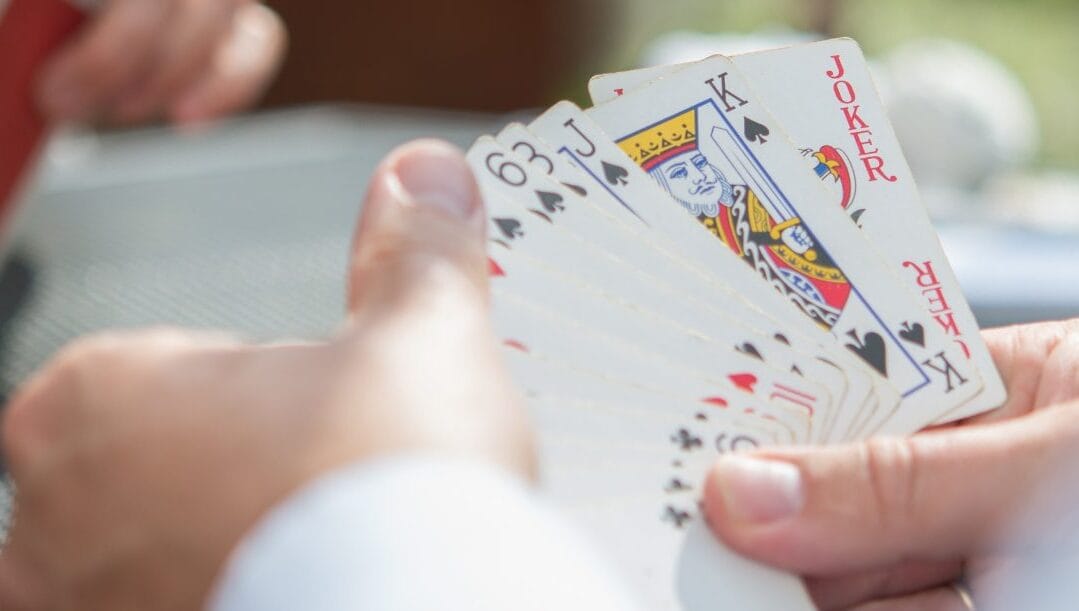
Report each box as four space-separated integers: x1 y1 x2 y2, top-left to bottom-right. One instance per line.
617 105 852 331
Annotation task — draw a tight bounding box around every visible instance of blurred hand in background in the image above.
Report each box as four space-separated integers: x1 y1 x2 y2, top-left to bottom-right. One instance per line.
37 0 287 126
0 140 534 610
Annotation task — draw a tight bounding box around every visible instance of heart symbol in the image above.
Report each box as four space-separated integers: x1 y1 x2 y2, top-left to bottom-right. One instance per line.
728 373 758 393
502 339 530 353
701 396 729 408
899 322 926 347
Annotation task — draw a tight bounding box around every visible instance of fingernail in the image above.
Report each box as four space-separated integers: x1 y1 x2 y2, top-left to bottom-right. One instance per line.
392 142 478 220
711 456 804 523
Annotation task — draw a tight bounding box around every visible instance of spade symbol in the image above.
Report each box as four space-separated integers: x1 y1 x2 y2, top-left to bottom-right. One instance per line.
493 218 523 241
535 190 565 214
602 161 629 186
899 321 926 347
561 181 587 197
744 117 770 144
845 329 888 376
736 342 763 361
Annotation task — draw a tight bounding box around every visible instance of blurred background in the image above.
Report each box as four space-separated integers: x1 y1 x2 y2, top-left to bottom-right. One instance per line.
3 0 1078 403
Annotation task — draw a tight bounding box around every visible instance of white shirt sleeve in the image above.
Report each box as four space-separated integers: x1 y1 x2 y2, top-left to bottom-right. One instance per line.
208 455 640 611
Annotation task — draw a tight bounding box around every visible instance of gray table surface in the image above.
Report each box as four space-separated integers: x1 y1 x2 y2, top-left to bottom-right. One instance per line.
0 104 1076 538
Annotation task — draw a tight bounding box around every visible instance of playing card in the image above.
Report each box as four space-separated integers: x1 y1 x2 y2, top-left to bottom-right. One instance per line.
469 137 836 437
484 194 813 439
517 364 814 610
493 124 882 441
0 0 86 231
516 113 898 441
565 496 815 610
452 36 1007 611
588 40 1006 426
582 57 984 434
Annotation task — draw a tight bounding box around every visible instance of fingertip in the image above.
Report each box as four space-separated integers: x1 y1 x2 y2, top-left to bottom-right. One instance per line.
389 139 482 223
346 139 488 318
701 455 811 566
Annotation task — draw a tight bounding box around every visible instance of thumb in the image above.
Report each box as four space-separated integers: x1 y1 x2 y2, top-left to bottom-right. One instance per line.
346 139 488 321
701 405 1079 575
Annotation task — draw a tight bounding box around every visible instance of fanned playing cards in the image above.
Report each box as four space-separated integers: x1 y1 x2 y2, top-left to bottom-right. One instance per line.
465 38 1006 610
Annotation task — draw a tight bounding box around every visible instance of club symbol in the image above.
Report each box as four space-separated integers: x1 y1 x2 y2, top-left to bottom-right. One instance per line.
670 428 703 451
665 478 692 493
663 505 692 529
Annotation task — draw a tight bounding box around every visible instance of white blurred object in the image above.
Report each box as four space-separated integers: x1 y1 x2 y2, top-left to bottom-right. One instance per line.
641 28 818 67
985 171 1079 232
876 39 1039 191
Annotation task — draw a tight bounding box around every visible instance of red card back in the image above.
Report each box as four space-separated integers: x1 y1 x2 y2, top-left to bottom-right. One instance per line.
0 0 85 225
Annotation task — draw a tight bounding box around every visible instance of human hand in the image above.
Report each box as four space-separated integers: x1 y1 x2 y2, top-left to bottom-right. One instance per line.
0 139 533 610
37 0 286 126
703 319 1079 610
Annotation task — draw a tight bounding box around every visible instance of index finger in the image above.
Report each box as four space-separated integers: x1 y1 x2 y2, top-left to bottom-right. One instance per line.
37 0 173 121
970 319 1079 423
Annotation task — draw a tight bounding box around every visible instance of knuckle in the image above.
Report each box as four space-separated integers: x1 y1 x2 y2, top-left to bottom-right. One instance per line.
1 327 219 468
859 437 922 532
354 230 483 311
75 43 126 88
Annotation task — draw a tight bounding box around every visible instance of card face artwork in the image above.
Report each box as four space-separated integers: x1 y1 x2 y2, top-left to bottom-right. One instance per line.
586 55 984 434
464 37 1006 611
589 39 1005 426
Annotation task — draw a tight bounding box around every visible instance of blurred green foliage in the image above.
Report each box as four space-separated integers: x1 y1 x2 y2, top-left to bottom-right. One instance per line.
608 0 1079 170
